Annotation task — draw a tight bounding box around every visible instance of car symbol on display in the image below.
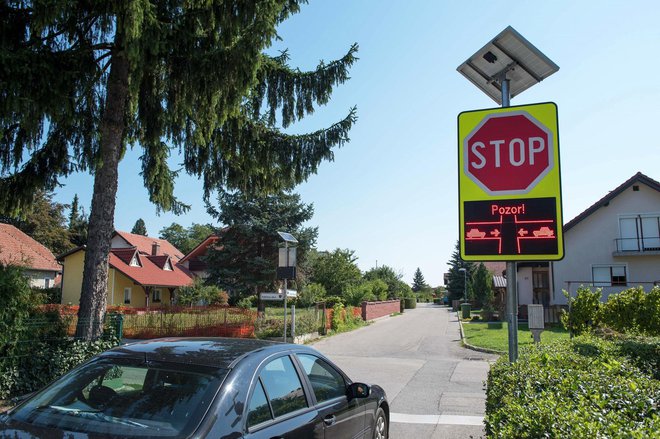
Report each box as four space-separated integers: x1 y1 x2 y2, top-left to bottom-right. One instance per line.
533 226 554 237
466 228 486 239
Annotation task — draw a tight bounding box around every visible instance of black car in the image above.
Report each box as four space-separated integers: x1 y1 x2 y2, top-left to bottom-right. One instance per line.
0 338 389 438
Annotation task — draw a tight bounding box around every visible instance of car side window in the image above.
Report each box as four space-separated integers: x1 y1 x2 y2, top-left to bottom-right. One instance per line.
297 354 346 403
247 379 272 428
259 356 307 418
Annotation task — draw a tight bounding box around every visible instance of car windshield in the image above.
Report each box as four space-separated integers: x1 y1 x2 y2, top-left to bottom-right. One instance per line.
7 357 227 438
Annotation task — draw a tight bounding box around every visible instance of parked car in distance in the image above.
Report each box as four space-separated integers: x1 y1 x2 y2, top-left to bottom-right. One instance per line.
0 338 389 438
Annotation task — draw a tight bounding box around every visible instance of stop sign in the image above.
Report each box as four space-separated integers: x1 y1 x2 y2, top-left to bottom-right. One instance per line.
464 112 553 194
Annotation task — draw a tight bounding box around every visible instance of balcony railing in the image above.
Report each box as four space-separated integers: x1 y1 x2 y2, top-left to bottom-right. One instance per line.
614 237 660 253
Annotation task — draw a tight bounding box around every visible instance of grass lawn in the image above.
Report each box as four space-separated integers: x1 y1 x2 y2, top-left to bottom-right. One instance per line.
461 321 569 352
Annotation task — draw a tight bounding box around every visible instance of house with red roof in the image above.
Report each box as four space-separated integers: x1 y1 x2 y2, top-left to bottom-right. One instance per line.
0 223 62 288
58 231 193 308
179 234 220 278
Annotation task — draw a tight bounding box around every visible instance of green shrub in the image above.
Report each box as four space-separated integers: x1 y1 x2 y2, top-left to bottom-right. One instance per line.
560 286 602 335
600 286 660 335
331 303 345 331
37 287 62 304
298 283 326 307
1 337 119 399
403 298 416 309
485 336 660 438
343 284 375 307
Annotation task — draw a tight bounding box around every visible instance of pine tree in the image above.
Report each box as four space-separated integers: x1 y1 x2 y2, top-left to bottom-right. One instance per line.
0 3 357 339
68 194 89 247
205 191 318 302
472 263 494 308
446 240 476 302
412 267 427 292
131 219 148 236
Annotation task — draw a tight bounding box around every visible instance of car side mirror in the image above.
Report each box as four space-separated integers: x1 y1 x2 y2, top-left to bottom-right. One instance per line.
347 382 370 399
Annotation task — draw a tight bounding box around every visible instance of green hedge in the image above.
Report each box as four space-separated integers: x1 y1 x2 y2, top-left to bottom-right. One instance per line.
485 336 660 438
562 286 660 336
403 298 416 309
1 337 119 399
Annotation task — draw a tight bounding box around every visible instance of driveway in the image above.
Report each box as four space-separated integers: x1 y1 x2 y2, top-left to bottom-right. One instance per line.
311 303 499 438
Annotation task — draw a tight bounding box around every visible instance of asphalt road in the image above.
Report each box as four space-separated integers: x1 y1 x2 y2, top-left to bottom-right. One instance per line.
311 303 499 439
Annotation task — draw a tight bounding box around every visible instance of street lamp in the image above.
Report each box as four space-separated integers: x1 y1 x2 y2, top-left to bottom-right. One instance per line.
458 268 467 303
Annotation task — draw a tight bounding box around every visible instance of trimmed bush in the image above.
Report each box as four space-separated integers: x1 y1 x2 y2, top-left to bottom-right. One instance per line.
562 286 660 336
485 336 660 438
403 298 416 309
560 286 601 335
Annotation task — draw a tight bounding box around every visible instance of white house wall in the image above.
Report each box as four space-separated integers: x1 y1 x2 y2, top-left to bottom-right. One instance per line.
517 267 534 305
552 183 660 305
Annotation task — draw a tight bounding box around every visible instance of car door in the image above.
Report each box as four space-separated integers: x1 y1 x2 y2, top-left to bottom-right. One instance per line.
244 354 322 439
296 353 367 439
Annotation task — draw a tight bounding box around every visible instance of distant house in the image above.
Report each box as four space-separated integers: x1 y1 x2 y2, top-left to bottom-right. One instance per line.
58 231 193 307
552 172 660 304
0 223 62 288
179 234 219 278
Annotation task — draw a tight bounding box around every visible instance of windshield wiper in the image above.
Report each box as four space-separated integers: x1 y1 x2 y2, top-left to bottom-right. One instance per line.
47 406 148 428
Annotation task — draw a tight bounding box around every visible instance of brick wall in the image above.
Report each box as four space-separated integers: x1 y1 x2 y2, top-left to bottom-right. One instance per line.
361 299 400 320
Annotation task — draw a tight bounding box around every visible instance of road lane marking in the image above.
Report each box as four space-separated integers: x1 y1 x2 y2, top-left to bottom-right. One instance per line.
390 413 483 426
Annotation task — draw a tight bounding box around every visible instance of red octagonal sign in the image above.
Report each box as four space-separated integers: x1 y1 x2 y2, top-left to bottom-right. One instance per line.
464 111 553 194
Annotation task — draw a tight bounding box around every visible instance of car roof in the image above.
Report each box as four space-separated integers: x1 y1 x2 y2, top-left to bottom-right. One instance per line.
102 337 301 369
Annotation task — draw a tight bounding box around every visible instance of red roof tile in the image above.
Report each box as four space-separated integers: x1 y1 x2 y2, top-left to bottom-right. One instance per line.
114 231 185 261
109 250 193 288
112 247 139 265
0 223 61 272
146 255 172 270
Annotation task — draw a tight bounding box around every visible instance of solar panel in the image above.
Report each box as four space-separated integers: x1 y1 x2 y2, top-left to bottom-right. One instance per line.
457 26 559 104
277 231 298 244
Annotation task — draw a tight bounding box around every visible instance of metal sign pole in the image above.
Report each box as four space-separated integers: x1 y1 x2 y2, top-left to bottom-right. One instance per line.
501 77 519 363
283 241 288 342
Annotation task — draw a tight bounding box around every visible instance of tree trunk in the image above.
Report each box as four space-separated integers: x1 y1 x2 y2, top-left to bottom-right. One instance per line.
75 44 129 340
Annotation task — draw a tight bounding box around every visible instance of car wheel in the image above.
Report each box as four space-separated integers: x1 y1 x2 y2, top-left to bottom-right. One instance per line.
373 407 388 439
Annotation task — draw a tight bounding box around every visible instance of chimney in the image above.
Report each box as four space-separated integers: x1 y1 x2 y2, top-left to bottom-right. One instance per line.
152 241 160 256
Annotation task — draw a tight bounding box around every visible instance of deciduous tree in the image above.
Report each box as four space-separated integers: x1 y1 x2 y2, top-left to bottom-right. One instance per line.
159 223 214 255
308 249 362 297
1 2 356 339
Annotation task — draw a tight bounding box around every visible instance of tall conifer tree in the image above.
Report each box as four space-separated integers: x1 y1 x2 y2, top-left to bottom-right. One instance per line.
412 267 427 292
131 218 148 236
447 240 475 301
205 191 317 302
1 2 357 339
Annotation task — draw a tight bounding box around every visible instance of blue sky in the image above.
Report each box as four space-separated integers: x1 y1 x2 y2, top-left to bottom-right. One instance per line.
53 1 660 286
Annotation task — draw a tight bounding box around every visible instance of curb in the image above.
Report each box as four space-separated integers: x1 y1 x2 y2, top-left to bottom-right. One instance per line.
457 312 506 355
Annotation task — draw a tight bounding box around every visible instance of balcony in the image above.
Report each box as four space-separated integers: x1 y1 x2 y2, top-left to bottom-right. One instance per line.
613 237 660 256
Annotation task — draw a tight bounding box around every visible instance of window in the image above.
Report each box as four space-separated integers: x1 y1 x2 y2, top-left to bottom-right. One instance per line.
297 354 346 403
124 287 131 304
592 265 627 287
129 254 141 267
9 358 224 438
44 278 51 288
258 356 307 418
247 379 272 427
153 289 162 303
619 215 660 251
